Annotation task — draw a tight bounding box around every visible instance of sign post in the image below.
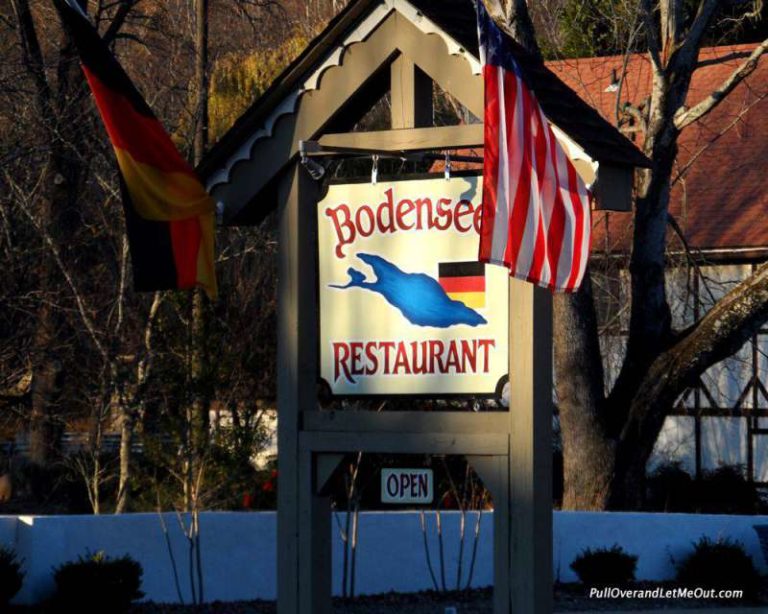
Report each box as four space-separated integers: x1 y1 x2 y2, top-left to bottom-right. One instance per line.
277 168 553 614
509 281 553 613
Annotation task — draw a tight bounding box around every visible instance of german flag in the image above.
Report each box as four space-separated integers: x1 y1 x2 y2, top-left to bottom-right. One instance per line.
438 262 486 309
54 0 216 299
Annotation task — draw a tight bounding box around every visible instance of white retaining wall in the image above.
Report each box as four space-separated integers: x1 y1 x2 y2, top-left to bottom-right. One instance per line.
1 511 767 604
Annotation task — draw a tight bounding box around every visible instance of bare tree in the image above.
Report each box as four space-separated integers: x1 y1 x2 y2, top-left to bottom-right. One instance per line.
488 0 768 509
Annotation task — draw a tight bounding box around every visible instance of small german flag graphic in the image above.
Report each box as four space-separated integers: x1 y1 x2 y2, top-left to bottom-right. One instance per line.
54 0 216 299
438 262 486 309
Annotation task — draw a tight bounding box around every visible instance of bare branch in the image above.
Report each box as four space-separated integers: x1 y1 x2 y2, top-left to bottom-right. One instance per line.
673 89 767 179
103 0 142 46
641 0 663 71
10 0 54 121
660 0 683 53
674 37 768 130
5 171 108 362
621 260 768 458
674 0 720 70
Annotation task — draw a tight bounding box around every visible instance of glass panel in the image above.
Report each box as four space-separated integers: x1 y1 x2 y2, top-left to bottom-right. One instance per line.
698 265 750 314
700 341 752 409
648 416 696 475
757 335 768 409
753 434 768 482
666 266 696 329
701 417 747 472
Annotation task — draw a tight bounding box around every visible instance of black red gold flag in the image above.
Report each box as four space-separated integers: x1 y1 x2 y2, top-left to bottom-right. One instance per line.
438 262 486 309
53 0 217 299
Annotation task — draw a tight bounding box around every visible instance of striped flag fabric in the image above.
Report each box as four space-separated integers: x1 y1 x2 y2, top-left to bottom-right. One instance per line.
438 262 486 309
476 1 591 292
54 0 217 299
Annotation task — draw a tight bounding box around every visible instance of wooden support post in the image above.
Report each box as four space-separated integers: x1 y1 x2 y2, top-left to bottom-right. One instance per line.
277 164 322 614
390 54 433 129
299 450 332 613
508 279 553 613
468 455 511 614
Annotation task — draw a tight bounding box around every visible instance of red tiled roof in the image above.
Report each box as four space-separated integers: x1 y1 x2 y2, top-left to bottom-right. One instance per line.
548 44 768 255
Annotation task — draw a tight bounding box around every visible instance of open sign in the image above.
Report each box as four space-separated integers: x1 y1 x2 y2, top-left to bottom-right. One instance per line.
381 468 433 504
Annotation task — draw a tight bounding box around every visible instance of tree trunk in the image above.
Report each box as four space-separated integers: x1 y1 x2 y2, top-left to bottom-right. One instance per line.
193 0 210 463
555 276 616 509
115 406 134 514
14 0 88 467
28 304 61 466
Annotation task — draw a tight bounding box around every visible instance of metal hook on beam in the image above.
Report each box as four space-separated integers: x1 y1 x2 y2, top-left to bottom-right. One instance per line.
371 154 379 185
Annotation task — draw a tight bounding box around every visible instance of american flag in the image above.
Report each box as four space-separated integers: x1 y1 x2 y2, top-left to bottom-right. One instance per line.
476 1 591 292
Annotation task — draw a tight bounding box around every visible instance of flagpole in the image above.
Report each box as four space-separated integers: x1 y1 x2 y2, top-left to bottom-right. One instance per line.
194 0 209 166
189 0 209 604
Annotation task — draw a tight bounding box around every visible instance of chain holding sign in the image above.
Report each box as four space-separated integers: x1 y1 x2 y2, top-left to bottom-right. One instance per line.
317 176 509 397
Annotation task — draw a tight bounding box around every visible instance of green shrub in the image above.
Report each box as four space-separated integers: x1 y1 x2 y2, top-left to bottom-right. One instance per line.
697 466 759 514
53 551 144 611
0 546 24 605
645 463 761 515
676 537 760 600
570 544 638 585
646 462 695 512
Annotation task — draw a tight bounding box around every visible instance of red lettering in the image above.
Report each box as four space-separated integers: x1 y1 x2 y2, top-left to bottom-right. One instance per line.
461 339 477 372
444 341 461 372
332 338 495 383
429 340 445 373
415 198 433 229
365 343 379 375
478 339 495 373
356 205 375 237
393 342 412 374
381 341 396 373
435 198 452 231
411 341 427 374
473 204 483 234
376 189 396 232
325 204 356 258
327 193 486 257
350 342 364 376
454 199 474 232
333 342 354 384
396 199 416 230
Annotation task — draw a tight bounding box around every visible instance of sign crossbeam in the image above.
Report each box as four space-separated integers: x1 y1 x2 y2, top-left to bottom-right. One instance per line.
301 139 483 163
300 431 509 455
302 410 509 434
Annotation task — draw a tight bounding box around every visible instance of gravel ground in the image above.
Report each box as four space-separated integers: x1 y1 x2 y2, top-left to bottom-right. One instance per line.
125 585 766 614
12 585 766 613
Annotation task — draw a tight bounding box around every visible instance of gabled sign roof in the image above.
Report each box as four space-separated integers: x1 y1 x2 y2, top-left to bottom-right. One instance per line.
199 0 649 224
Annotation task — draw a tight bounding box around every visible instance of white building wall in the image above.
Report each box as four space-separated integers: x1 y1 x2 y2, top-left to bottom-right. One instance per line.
599 262 768 480
2 511 768 605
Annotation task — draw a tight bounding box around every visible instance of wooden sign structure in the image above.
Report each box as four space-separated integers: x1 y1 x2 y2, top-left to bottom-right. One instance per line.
280 159 552 614
198 2 649 612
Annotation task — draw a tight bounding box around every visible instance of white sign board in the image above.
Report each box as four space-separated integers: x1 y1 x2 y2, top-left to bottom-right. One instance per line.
317 176 509 396
381 468 433 504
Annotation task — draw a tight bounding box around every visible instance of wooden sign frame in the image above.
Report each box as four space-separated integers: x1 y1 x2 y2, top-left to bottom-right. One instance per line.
277 158 552 613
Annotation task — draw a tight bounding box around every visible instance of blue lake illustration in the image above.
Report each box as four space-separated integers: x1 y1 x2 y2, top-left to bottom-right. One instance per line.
330 253 487 328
